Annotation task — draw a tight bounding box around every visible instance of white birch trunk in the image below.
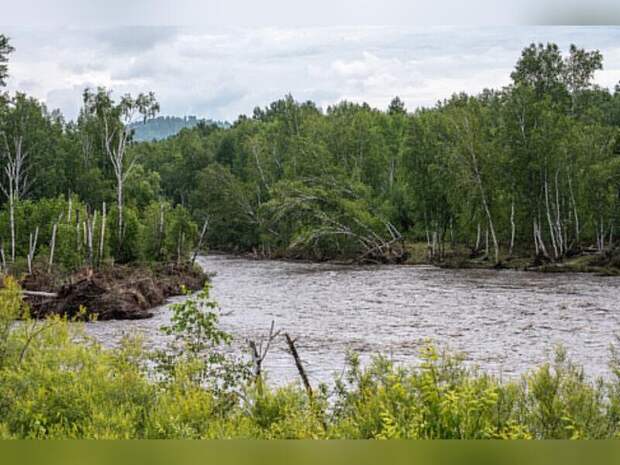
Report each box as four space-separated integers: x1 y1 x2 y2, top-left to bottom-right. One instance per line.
544 173 558 259
554 168 564 255
192 216 209 265
99 202 106 266
27 227 38 274
485 227 489 259
567 174 580 243
48 223 57 272
509 201 515 257
9 193 15 263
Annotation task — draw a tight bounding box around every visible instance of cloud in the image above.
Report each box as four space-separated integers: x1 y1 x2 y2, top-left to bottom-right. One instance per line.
3 26 620 121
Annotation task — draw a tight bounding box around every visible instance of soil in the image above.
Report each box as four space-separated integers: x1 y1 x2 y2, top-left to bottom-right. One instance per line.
20 262 210 320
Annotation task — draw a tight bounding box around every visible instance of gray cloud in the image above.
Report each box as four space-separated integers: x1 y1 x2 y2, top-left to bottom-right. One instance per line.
3 26 620 122
93 26 180 54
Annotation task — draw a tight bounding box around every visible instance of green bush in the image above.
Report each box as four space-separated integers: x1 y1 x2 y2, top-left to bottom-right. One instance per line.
107 205 143 263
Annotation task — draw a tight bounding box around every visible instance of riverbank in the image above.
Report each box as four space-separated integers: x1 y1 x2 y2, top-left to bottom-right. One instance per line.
213 243 620 275
416 247 620 276
19 262 210 320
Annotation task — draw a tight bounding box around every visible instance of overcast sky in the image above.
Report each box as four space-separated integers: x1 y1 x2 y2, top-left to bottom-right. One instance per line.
3 25 620 121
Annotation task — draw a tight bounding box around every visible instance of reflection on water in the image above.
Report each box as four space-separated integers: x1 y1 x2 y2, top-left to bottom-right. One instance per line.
85 254 620 385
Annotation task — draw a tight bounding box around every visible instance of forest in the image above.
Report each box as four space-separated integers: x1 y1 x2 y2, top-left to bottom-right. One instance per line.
1 36 619 274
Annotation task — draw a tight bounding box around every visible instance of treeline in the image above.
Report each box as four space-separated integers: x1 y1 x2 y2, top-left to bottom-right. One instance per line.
1 36 619 267
140 43 620 264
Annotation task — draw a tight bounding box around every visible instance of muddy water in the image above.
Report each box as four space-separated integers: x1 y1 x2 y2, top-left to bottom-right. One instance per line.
85 254 620 386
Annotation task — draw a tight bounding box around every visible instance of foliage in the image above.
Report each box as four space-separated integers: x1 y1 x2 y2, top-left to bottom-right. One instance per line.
0 41 619 265
107 205 143 263
156 284 250 398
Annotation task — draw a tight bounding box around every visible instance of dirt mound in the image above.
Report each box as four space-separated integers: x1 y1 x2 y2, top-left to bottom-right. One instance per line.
22 263 209 321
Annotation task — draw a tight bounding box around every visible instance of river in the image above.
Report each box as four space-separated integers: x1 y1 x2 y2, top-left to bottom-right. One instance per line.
85 254 620 386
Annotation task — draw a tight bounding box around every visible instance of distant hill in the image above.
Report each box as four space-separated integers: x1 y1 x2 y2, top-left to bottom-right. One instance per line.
129 116 204 142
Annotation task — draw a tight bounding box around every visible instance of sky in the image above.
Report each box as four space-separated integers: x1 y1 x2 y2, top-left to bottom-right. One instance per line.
2 21 620 122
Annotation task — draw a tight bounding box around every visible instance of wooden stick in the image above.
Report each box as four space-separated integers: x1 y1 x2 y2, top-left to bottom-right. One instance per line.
284 333 313 399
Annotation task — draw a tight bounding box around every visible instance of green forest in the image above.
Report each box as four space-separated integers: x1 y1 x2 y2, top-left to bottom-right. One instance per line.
1 37 619 273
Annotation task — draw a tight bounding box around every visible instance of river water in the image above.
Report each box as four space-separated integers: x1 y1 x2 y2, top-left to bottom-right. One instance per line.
85 254 620 386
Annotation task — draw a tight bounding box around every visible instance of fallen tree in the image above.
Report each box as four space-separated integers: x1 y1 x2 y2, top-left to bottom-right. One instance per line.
261 177 407 263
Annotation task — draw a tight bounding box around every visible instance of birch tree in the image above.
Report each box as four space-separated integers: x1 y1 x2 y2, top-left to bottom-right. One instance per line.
82 88 159 256
449 97 502 265
0 94 46 262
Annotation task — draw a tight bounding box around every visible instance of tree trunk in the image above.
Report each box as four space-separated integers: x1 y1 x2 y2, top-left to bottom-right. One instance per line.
544 173 558 259
567 174 580 243
554 168 564 255
0 243 6 273
76 209 81 255
27 227 39 274
468 143 499 264
48 223 57 273
509 201 515 257
484 227 489 259
158 202 165 259
116 177 124 256
99 202 106 267
191 217 209 265
9 193 15 263
284 333 313 399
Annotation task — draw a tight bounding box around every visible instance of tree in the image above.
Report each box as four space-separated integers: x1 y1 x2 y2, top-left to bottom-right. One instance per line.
82 88 159 258
0 34 14 87
511 42 602 106
0 94 50 262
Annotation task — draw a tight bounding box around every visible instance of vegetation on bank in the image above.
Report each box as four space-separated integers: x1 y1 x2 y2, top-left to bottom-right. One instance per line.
0 35 618 270
1 278 620 439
